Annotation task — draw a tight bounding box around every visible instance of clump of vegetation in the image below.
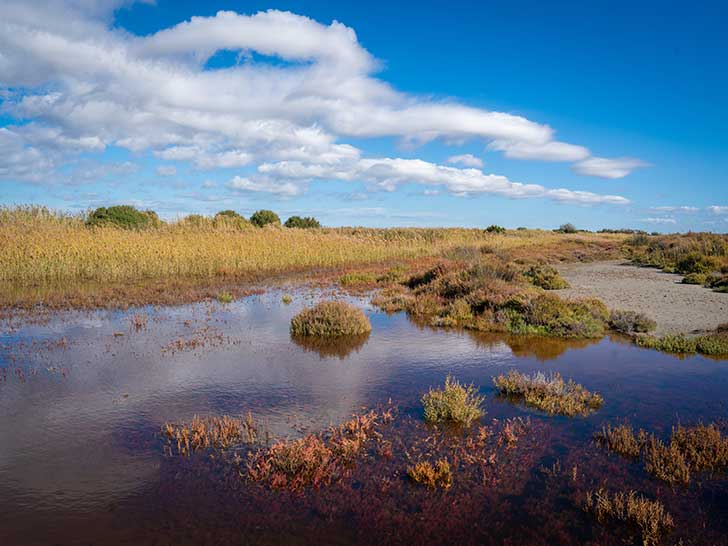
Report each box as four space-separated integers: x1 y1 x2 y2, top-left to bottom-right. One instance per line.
407 458 453 489
594 423 647 458
635 328 728 356
129 313 148 331
523 264 569 289
609 310 657 334
422 375 484 426
485 224 506 234
339 272 377 287
290 301 371 337
217 292 233 304
249 209 281 227
284 215 321 228
281 294 293 304
374 260 610 339
595 421 728 485
583 489 674 546
493 370 603 416
644 435 691 485
86 205 161 230
162 413 259 455
626 232 728 289
213 210 250 230
556 223 578 234
247 410 389 491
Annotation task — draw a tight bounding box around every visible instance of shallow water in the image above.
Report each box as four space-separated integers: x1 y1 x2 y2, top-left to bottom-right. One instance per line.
1 291 727 545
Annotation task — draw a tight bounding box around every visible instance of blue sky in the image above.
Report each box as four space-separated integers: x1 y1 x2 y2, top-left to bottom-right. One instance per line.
0 0 726 231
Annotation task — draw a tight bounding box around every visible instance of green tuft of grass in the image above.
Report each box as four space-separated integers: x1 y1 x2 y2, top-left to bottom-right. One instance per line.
422 375 484 426
217 292 234 304
281 294 293 304
493 370 603 417
635 333 697 353
290 301 371 337
339 272 377 286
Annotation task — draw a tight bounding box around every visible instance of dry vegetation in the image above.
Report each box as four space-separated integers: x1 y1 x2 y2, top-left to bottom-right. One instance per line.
162 413 260 456
0 205 626 308
406 458 453 489
493 370 604 416
595 421 728 485
584 489 674 546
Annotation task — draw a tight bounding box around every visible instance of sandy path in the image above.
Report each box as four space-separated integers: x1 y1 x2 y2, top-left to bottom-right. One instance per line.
556 260 728 336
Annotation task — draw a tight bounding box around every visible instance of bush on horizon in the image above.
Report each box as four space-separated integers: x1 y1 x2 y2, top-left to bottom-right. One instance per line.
250 209 281 227
285 215 321 229
86 205 161 230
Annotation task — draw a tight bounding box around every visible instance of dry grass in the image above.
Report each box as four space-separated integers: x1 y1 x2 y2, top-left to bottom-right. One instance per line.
406 458 453 489
595 421 728 485
493 370 603 416
422 375 485 426
162 413 260 456
584 489 674 546
290 301 371 337
0 206 626 307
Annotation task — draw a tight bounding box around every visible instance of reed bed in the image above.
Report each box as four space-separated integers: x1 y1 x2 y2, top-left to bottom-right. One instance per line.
0 206 625 288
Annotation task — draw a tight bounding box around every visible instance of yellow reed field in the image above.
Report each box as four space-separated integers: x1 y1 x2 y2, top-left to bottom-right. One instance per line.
0 206 626 286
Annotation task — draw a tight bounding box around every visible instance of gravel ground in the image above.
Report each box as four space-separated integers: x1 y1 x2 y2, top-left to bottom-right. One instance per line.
556 260 728 336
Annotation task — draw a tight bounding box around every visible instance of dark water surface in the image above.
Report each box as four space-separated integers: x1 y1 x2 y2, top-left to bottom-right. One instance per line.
1 291 727 545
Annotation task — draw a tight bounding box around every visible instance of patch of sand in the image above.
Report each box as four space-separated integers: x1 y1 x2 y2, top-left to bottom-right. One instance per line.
556 260 727 336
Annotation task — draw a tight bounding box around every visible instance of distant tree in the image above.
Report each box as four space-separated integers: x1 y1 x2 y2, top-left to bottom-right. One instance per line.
86 205 161 229
215 209 244 220
285 215 321 228
557 223 578 234
485 224 506 234
249 209 281 227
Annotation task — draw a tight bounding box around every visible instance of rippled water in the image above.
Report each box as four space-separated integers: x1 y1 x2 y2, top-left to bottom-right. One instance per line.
1 290 727 545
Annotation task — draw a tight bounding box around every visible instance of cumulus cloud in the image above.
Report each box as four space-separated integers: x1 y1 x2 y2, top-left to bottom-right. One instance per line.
446 154 483 168
572 157 649 179
0 1 636 206
641 217 677 225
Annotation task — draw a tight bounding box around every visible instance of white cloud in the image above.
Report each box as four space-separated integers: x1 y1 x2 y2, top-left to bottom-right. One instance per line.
641 217 677 225
572 157 649 179
156 165 177 176
228 175 303 196
488 140 589 161
650 205 699 213
0 1 640 207
707 205 728 215
446 154 483 168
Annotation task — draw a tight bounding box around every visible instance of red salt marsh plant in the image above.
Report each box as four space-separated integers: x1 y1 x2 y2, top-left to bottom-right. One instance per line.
246 409 392 491
162 413 260 456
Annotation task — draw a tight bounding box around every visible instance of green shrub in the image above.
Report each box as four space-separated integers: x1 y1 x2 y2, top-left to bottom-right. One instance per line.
695 335 728 356
284 215 321 228
523 294 608 338
682 272 707 285
675 252 717 275
635 334 697 353
249 209 281 227
422 375 484 426
485 224 506 234
557 223 577 234
86 205 160 229
609 310 657 334
407 459 452 489
290 301 371 337
523 264 570 289
217 292 233 304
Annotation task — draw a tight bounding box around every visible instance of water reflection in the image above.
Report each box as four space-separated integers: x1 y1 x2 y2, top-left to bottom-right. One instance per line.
291 332 371 359
1 290 728 545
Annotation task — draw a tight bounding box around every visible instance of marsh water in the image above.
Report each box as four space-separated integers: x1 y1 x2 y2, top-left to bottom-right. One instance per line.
1 290 728 545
